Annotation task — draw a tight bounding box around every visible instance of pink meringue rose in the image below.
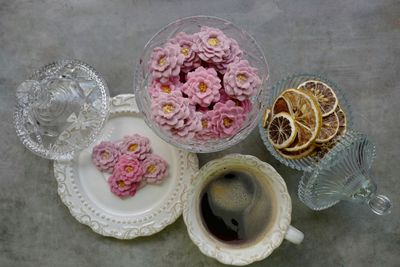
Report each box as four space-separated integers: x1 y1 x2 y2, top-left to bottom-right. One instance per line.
108 173 140 197
141 154 168 184
195 111 218 141
170 109 202 139
214 38 243 74
148 78 182 98
92 141 121 173
167 32 201 73
210 100 246 138
193 26 231 64
112 155 144 182
218 88 231 103
223 60 261 101
148 44 184 83
233 98 253 113
151 93 192 130
181 67 221 107
120 134 151 160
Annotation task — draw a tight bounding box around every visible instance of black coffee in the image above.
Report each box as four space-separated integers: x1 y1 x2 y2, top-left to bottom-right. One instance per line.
200 170 274 245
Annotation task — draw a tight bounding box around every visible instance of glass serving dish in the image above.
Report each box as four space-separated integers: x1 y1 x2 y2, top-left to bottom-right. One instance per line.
298 130 392 215
14 60 110 160
258 73 353 171
134 16 269 153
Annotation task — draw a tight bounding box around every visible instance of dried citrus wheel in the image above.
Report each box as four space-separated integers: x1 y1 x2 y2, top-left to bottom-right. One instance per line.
280 89 322 152
335 105 347 136
277 144 316 160
298 80 338 117
262 108 272 128
272 96 292 115
315 112 339 143
267 112 297 149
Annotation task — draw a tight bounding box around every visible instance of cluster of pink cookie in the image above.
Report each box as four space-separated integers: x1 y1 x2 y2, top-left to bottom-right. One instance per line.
148 26 261 140
91 134 168 198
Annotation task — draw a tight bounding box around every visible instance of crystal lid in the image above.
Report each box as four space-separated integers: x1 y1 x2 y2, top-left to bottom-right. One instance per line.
14 60 110 160
298 130 392 215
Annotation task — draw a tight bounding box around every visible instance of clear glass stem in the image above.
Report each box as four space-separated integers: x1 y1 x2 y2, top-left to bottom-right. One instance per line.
351 179 392 215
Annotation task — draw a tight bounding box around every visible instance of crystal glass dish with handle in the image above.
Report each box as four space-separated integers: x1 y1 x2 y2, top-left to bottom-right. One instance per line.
298 130 392 215
258 73 353 171
134 16 269 153
14 60 110 160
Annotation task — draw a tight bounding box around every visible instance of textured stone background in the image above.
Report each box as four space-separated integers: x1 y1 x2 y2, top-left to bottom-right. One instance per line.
1 0 399 266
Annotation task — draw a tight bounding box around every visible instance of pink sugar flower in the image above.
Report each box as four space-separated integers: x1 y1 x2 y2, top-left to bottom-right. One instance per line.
113 155 144 182
193 26 231 64
167 32 201 73
234 99 253 113
120 134 151 160
218 88 231 103
108 173 140 197
214 38 243 74
148 44 184 83
223 60 261 101
170 109 202 139
181 67 221 107
151 93 192 130
148 78 182 98
210 100 246 138
195 111 218 141
141 154 168 184
92 141 121 173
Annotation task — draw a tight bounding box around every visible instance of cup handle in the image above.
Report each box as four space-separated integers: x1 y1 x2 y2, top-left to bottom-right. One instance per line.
284 225 304 245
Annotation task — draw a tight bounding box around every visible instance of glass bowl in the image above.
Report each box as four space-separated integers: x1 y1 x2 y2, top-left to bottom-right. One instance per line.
258 73 353 171
134 16 269 153
14 60 110 160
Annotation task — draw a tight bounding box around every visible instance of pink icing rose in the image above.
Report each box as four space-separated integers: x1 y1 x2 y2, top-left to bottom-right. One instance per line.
210 100 246 138
120 134 151 160
151 93 191 130
92 141 121 173
148 78 182 98
195 111 218 141
141 154 168 184
214 38 243 74
108 173 140 197
167 32 201 73
223 60 261 101
112 155 144 182
193 26 231 64
148 44 185 83
181 67 221 107
170 109 202 139
218 88 231 103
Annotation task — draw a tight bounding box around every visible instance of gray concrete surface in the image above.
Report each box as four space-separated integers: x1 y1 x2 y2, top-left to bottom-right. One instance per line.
1 0 399 266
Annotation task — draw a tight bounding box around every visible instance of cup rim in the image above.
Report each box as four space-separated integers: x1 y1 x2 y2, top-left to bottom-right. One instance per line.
183 154 292 265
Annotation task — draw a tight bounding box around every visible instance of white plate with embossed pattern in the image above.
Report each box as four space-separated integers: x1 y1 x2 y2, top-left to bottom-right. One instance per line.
54 94 199 239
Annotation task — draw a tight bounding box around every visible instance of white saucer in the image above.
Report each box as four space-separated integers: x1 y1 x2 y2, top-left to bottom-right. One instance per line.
54 94 199 239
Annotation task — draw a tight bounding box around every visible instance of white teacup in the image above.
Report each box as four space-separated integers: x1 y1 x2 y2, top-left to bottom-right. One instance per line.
183 154 303 266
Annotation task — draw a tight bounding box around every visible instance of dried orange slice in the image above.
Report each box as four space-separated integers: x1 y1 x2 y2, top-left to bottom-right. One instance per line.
280 89 322 151
316 112 339 143
335 105 347 136
298 80 338 117
262 108 272 128
272 96 292 115
277 144 316 160
267 112 297 149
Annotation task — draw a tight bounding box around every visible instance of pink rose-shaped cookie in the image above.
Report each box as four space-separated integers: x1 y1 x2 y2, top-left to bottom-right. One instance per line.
149 44 184 83
120 134 151 160
223 60 261 101
168 32 201 73
193 26 231 64
195 111 218 141
148 77 182 98
170 109 202 139
108 173 140 197
113 155 144 182
210 100 246 138
141 154 168 184
181 67 221 107
92 141 121 173
214 38 243 74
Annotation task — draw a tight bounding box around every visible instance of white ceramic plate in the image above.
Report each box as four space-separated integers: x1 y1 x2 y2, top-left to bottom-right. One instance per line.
54 94 199 239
